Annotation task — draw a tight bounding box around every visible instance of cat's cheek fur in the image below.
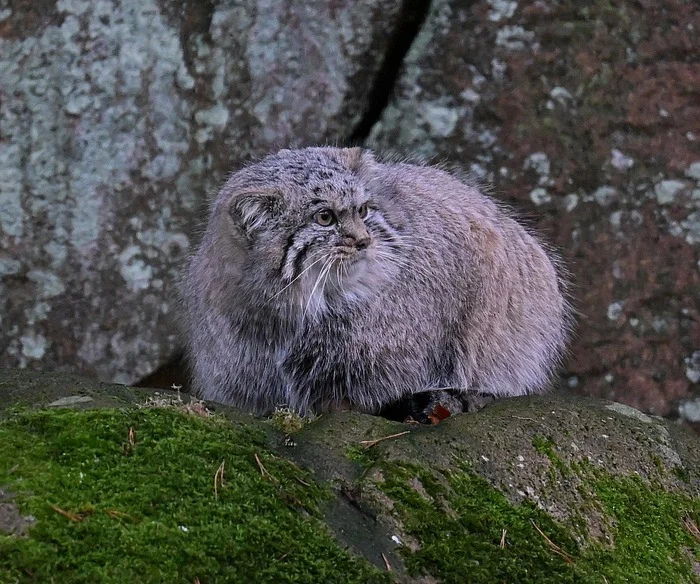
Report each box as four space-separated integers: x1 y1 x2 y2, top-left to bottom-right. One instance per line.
335 250 398 305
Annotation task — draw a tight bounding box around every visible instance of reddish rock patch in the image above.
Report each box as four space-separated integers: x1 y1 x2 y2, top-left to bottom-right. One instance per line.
372 0 700 416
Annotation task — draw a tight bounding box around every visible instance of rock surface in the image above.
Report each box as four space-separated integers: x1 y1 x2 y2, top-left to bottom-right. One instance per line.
1 371 699 582
1 0 698 424
0 0 404 384
369 0 700 417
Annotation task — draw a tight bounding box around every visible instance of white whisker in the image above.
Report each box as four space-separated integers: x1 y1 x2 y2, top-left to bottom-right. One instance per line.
302 257 334 321
314 260 335 318
374 250 434 283
266 252 328 305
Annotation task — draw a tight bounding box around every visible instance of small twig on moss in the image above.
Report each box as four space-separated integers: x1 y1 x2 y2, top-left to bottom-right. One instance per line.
214 460 226 500
294 475 311 487
500 529 507 549
123 427 136 456
683 515 700 543
360 431 411 450
49 505 85 522
381 553 392 572
140 391 183 409
530 520 574 564
182 399 213 418
254 453 278 483
105 509 136 521
139 388 211 417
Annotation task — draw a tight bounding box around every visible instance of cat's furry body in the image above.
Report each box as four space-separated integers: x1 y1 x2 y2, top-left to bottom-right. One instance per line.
183 147 572 416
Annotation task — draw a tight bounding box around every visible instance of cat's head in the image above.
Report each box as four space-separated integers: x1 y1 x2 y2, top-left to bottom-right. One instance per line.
216 147 403 315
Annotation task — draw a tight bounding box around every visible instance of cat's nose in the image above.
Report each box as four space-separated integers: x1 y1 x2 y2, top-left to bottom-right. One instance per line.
342 233 371 250
355 236 370 250
342 221 371 250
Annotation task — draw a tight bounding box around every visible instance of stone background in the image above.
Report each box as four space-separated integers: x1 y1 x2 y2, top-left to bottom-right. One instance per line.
1 0 698 422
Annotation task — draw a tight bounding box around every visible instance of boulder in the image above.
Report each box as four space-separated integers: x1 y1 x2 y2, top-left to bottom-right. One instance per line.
0 0 405 384
369 0 700 418
1 370 699 582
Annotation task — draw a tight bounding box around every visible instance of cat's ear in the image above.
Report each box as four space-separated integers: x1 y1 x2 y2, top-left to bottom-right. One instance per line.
338 147 372 171
228 189 283 236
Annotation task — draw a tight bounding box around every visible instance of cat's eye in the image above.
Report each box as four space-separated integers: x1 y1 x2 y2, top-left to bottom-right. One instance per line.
358 203 369 219
314 209 336 226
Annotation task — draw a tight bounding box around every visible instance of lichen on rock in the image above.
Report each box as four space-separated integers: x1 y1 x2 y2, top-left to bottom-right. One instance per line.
0 0 405 386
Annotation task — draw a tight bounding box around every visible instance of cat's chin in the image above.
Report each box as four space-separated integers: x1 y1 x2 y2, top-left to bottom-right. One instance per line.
330 254 395 306
293 250 394 318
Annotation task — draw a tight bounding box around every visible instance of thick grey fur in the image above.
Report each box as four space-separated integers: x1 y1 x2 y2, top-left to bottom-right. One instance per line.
182 147 573 416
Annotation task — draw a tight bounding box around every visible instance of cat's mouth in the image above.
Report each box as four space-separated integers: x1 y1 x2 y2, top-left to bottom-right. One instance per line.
335 245 365 257
331 247 374 273
334 243 374 260
334 247 354 258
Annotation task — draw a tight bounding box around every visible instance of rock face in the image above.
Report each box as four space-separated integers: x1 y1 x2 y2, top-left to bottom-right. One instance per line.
1 371 699 583
1 0 698 421
0 0 404 383
369 0 700 417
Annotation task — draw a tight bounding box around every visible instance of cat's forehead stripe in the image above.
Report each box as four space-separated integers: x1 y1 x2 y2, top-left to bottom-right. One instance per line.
265 155 363 202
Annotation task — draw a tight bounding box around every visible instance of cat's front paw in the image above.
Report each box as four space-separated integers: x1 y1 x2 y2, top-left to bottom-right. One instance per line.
411 389 496 424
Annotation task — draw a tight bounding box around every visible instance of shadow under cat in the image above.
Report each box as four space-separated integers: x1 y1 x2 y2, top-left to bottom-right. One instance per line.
136 353 495 425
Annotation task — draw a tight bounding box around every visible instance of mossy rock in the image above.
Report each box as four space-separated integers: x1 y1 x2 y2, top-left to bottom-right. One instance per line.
1 370 699 583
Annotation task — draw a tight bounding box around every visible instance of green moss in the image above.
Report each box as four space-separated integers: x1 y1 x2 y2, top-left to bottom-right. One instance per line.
532 435 571 479
584 475 700 582
377 461 586 583
374 461 700 584
0 408 390 584
674 466 692 484
531 435 555 457
650 454 666 474
345 444 377 467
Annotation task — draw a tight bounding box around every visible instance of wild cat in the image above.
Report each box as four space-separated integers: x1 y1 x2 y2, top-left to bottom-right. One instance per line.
182 147 572 419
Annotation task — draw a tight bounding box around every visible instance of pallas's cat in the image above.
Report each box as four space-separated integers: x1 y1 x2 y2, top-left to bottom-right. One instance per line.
182 147 572 418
